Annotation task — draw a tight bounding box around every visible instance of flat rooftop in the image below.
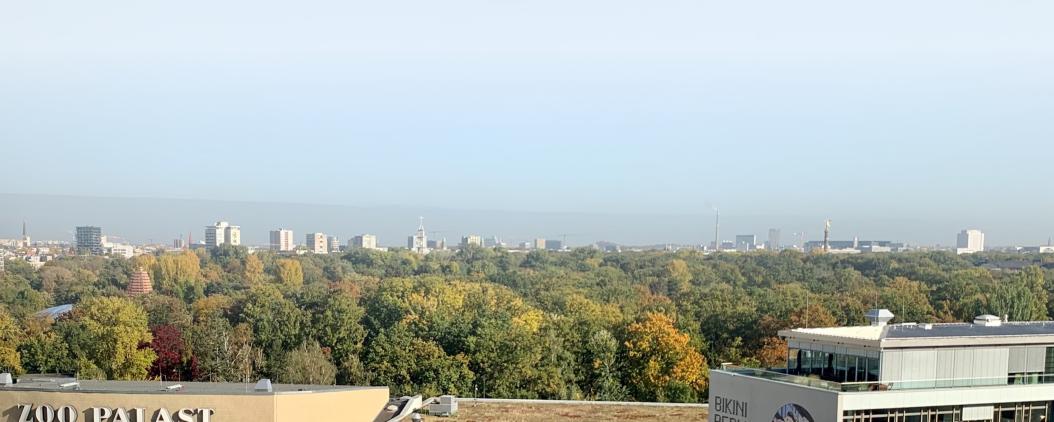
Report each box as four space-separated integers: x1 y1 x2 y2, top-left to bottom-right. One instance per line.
419 400 708 422
781 318 1054 348
4 375 384 396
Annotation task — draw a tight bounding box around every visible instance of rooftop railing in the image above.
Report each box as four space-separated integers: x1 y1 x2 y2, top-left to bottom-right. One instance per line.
718 365 1054 393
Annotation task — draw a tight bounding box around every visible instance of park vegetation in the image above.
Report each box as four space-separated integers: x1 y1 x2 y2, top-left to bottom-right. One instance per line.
1 246 1053 402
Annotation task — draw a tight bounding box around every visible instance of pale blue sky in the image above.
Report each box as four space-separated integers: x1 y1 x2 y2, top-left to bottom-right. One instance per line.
2 1 1053 245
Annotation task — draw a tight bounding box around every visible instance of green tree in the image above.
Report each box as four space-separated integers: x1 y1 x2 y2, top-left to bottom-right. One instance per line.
278 341 337 385
582 329 627 401
0 306 24 374
71 296 156 380
880 277 936 323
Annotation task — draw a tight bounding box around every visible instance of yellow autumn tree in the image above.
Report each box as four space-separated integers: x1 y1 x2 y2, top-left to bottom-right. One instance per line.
624 312 708 402
276 259 304 288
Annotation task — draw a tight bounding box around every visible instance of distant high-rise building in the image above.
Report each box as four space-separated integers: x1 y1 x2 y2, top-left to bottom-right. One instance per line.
735 234 757 252
173 237 185 249
205 221 240 249
409 218 429 254
20 221 30 248
270 229 295 252
327 236 341 253
957 229 985 254
306 232 328 254
768 229 781 251
127 268 153 295
533 238 546 250
461 235 483 248
75 226 104 256
484 236 502 248
348 234 378 250
544 239 563 251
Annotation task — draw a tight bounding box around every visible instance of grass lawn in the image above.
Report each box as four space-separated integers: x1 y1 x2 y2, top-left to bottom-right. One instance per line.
419 401 708 421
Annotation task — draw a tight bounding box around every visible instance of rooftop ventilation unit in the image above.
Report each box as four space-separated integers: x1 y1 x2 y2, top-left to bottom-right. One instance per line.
254 379 273 393
865 309 895 327
974 314 1002 327
0 373 12 386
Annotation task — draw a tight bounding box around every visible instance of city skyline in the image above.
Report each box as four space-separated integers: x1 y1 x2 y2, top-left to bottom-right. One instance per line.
1 193 1051 248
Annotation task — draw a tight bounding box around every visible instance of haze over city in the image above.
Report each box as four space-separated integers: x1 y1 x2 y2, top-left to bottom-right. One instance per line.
3 0 1053 244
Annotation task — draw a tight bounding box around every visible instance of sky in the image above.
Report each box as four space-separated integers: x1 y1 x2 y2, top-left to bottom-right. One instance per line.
2 1 1053 245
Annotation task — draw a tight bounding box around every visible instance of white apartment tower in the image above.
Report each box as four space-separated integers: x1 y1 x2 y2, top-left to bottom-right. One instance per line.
205 221 241 249
306 232 328 254
349 234 378 250
957 229 985 254
269 229 295 252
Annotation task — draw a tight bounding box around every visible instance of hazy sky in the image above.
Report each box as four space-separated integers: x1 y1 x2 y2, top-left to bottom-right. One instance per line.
2 1 1053 244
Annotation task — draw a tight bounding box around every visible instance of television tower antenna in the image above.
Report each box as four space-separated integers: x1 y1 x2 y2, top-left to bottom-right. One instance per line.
823 220 832 253
713 209 721 251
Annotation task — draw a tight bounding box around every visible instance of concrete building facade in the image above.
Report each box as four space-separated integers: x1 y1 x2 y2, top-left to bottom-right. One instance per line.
306 233 327 254
75 226 103 256
348 235 378 250
269 229 295 252
957 229 985 254
0 376 388 422
205 222 240 249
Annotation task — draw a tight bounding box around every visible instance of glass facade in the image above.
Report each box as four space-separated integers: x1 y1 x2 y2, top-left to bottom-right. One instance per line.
843 402 1050 422
788 347 879 383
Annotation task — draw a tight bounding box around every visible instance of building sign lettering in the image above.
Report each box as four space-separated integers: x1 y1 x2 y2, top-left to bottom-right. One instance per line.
712 396 747 422
14 404 215 422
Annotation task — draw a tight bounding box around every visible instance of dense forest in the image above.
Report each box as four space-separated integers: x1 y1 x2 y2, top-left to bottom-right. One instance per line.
1 246 1053 403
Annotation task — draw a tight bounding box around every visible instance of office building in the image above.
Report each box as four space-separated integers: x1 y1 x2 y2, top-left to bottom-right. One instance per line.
461 235 483 248
533 238 546 250
75 226 103 256
544 239 563 251
348 234 378 250
172 238 185 250
205 221 240 249
0 376 389 422
735 234 757 252
306 233 327 254
711 309 1054 422
768 228 781 251
269 229 295 252
409 218 429 255
327 236 340 253
957 229 985 254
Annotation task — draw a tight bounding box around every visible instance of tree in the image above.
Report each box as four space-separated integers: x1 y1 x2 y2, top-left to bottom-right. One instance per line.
148 325 187 380
989 267 1047 321
879 277 936 323
582 329 627 401
365 324 475 397
277 341 336 385
307 292 366 382
189 314 236 382
244 254 265 285
241 285 305 374
623 312 707 402
276 259 304 288
71 296 156 380
155 251 203 302
0 306 24 374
